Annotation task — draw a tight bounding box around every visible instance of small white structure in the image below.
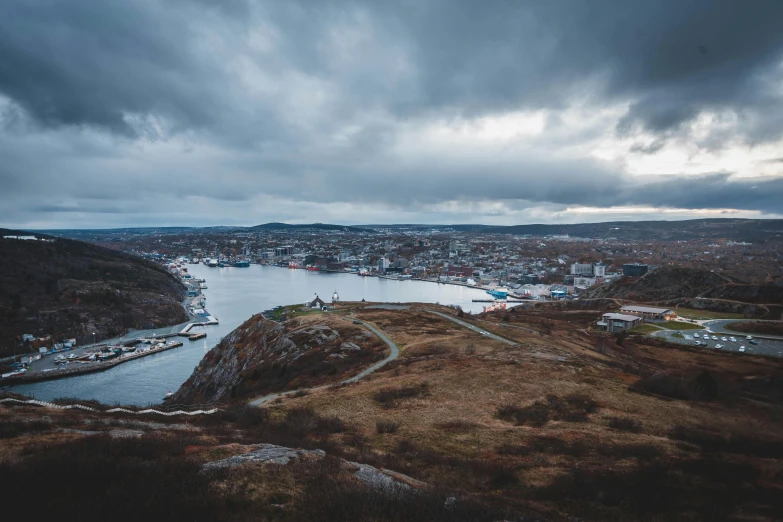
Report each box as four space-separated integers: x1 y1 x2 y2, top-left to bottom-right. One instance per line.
332 290 339 303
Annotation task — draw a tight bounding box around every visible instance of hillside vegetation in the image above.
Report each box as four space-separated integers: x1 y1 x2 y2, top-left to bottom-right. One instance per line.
157 303 783 520
0 232 187 357
582 265 783 318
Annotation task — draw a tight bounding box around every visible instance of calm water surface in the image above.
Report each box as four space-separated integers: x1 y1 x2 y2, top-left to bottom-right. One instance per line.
11 266 489 405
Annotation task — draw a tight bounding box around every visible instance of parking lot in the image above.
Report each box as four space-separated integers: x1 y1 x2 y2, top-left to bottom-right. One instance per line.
654 327 783 358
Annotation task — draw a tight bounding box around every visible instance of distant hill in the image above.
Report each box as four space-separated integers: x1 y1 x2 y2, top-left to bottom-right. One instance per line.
581 265 783 319
360 219 783 241
249 222 375 233
29 218 783 241
0 230 188 357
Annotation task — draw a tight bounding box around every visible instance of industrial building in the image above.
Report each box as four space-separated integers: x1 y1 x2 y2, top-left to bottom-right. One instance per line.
597 313 641 332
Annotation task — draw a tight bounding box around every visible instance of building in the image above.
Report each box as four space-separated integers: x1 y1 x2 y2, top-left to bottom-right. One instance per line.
377 257 390 272
571 262 606 277
446 265 475 277
619 305 676 321
597 313 641 332
518 274 539 285
571 263 594 276
573 276 597 289
623 263 649 277
308 295 326 309
275 246 294 256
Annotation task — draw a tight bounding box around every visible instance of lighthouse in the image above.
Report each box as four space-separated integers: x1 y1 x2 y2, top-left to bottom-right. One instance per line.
332 289 339 303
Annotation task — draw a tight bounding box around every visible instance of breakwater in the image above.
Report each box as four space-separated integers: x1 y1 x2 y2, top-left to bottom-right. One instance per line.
2 341 185 386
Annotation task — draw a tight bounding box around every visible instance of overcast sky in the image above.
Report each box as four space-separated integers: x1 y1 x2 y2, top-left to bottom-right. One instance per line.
2 0 783 229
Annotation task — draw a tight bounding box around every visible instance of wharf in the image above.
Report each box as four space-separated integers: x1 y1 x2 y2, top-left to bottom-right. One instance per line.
2 341 185 386
472 299 528 303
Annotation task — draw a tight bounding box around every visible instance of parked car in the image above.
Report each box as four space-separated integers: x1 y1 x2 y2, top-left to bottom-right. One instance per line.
694 333 700 338
721 337 728 342
746 336 753 340
712 336 718 341
739 346 746 352
729 337 736 342
749 340 758 345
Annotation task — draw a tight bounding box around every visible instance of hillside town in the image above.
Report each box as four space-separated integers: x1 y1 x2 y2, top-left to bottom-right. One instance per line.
76 225 781 299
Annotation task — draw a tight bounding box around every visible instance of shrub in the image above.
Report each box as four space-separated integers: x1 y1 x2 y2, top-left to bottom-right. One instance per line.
607 416 643 433
496 393 599 427
376 420 400 434
373 382 430 408
631 371 721 401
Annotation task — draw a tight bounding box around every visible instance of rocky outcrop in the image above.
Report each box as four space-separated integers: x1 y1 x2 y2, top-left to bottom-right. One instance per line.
201 443 424 491
171 315 384 404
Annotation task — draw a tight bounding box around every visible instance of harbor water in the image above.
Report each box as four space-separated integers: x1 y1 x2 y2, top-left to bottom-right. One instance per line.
10 266 490 405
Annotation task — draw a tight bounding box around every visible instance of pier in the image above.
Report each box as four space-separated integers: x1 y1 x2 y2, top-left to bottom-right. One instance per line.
2 341 185 385
472 299 528 303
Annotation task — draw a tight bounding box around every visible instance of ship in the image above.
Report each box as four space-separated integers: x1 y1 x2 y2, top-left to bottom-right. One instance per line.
206 258 219 267
483 301 507 313
306 265 320 271
288 261 302 269
234 260 250 267
486 287 509 299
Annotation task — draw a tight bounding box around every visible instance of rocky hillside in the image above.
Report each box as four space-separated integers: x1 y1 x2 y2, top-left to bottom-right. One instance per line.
581 266 783 318
0 231 187 357
171 314 385 404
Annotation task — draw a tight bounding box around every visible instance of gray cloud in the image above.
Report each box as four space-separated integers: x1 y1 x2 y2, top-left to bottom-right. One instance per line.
1 0 783 227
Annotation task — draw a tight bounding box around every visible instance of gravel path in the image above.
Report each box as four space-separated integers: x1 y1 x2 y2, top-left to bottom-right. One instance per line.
426 310 518 346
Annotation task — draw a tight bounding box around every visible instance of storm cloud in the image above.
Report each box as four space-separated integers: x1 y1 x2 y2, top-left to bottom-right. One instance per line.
1 0 783 228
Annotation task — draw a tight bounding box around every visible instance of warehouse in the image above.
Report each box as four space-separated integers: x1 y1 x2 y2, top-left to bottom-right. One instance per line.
619 305 676 321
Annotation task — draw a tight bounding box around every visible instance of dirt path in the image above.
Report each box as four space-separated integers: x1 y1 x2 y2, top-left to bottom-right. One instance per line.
426 310 518 346
248 321 399 407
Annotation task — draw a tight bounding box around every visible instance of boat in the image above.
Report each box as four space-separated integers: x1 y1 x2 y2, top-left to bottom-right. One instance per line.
234 260 250 267
486 287 509 299
163 391 173 400
288 261 302 269
306 265 320 271
207 258 219 267
483 301 507 313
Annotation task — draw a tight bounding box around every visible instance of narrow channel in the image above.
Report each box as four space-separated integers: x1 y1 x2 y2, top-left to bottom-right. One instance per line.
10 265 490 405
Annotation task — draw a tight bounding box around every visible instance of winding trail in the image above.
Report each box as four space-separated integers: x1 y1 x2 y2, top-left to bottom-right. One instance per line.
248 322 399 407
426 310 518 346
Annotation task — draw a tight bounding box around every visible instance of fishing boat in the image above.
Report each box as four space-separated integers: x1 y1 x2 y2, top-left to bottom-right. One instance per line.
306 265 320 271
288 261 302 269
206 258 219 267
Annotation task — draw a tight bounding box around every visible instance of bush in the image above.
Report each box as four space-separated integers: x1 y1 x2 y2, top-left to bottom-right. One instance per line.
376 420 400 434
496 393 599 427
607 416 643 433
631 371 721 401
373 382 430 408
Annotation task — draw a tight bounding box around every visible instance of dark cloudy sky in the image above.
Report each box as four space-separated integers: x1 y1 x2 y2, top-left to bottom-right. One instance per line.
2 0 783 228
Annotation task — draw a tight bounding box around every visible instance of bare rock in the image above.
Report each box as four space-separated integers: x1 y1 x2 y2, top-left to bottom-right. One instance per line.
202 443 326 471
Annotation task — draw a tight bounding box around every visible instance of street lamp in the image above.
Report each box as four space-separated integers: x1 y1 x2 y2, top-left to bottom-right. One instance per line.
92 332 96 347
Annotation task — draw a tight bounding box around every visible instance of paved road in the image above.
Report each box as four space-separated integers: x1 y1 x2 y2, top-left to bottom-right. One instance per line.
702 319 783 340
248 321 400 407
426 310 517 346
